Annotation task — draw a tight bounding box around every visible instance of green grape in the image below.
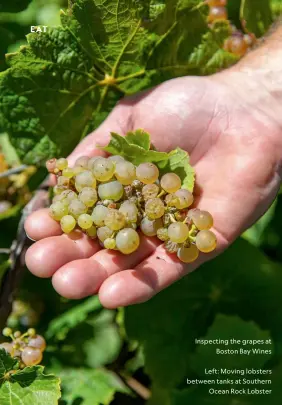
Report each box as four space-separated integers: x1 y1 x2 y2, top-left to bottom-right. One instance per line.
105 209 126 230
157 227 169 241
2 327 12 337
68 199 87 218
86 225 97 238
53 185 67 195
177 245 199 263
104 238 116 249
73 166 85 175
87 156 100 171
145 198 165 219
97 226 112 242
56 158 68 171
196 230 217 253
62 167 75 178
160 173 181 193
92 157 115 181
28 335 46 351
98 181 123 201
57 176 69 187
75 170 96 192
0 342 13 354
49 201 68 221
108 155 125 164
21 346 43 366
116 228 140 254
140 217 163 236
79 187 98 207
136 162 159 184
191 210 213 230
142 183 159 200
78 214 93 229
115 161 136 185
27 328 36 337
60 215 76 233
119 201 138 223
91 205 109 226
61 190 77 203
173 189 194 209
168 222 189 243
75 155 89 168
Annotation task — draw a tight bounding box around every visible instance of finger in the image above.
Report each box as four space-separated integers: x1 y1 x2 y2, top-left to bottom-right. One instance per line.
51 234 160 299
25 230 100 278
98 230 227 308
24 208 62 241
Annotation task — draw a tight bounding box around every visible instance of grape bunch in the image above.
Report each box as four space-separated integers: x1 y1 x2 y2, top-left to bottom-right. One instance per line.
46 155 217 263
0 327 46 367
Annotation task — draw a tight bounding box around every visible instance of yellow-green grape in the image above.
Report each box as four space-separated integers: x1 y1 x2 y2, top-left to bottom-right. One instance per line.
157 227 169 241
56 158 68 171
2 327 12 337
145 198 165 219
168 222 189 243
165 193 179 207
28 335 46 351
68 199 87 218
75 170 96 192
142 184 159 200
78 214 93 229
105 209 126 231
177 245 199 263
27 328 36 337
173 189 194 209
191 210 213 230
14 331 21 338
57 176 69 187
60 215 76 233
86 225 97 239
91 205 109 226
108 155 125 164
53 185 67 195
98 181 123 201
160 173 181 193
97 226 112 242
116 228 140 254
0 342 13 354
119 201 138 223
21 346 43 366
104 238 116 249
87 156 100 171
115 161 136 185
79 187 98 207
92 157 115 181
140 217 163 236
73 166 85 175
136 162 159 184
75 155 89 168
60 190 78 204
49 201 68 221
196 230 217 253
62 167 75 178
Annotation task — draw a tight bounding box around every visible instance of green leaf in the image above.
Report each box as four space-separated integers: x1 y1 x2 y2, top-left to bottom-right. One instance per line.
0 133 20 165
58 368 130 405
0 350 61 405
240 0 273 37
125 129 151 150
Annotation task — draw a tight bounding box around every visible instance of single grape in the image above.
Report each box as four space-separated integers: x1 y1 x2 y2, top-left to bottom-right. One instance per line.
115 161 136 185
57 176 69 187
21 346 43 366
87 156 100 171
116 228 140 254
92 157 115 181
97 226 112 242
177 245 199 263
136 162 159 184
60 215 76 233
79 187 98 207
73 165 85 175
173 189 194 209
140 217 163 236
75 156 89 168
98 181 123 201
228 36 248 56
119 201 138 223
78 214 93 229
86 225 97 238
0 342 13 354
91 205 109 226
56 158 68 171
2 327 12 337
108 155 125 164
157 227 169 241
68 199 87 218
62 167 75 178
53 185 67 195
145 198 165 219
191 209 213 230
27 328 36 337
142 184 159 200
28 335 46 351
208 6 227 22
14 331 21 338
104 238 116 249
168 222 189 243
160 173 181 193
75 170 96 192
61 190 77 203
104 209 126 231
49 201 68 221
46 158 57 173
196 230 217 253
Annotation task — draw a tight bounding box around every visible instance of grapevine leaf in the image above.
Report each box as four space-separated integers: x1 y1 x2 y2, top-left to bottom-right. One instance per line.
125 129 151 150
0 133 20 165
0 348 18 376
240 0 273 37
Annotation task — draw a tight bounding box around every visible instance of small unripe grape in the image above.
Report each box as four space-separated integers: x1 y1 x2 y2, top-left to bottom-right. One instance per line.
115 161 136 185
104 209 126 231
56 158 68 171
79 187 98 207
28 335 46 351
97 226 112 242
196 230 217 253
21 346 43 366
92 157 115 181
116 228 140 254
145 198 165 219
177 245 199 263
75 156 89 168
208 6 227 22
28 328 36 337
86 225 97 239
49 201 68 221
62 167 75 178
14 331 21 338
136 163 159 184
104 238 116 249
140 217 163 236
168 222 189 243
46 158 57 173
157 227 169 241
78 214 93 229
119 201 138 223
98 181 124 201
160 173 181 193
60 215 76 233
142 184 159 200
191 210 213 230
75 171 96 192
91 205 109 226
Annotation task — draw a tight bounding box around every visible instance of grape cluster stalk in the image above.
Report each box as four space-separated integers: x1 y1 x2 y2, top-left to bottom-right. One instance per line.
46 155 217 263
0 327 46 367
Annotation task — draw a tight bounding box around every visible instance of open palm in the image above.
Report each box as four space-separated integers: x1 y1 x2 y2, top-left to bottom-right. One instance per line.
24 73 282 308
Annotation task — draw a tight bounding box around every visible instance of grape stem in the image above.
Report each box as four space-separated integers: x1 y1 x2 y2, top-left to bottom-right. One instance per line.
168 213 176 223
157 190 166 198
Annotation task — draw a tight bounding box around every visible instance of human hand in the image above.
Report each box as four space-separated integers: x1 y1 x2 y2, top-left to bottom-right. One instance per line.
24 67 282 308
